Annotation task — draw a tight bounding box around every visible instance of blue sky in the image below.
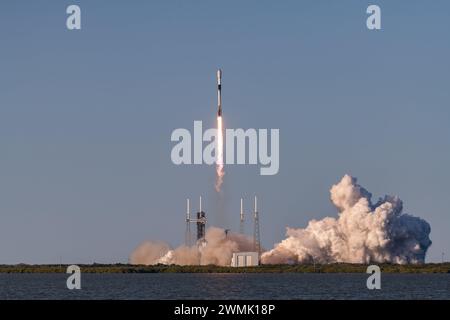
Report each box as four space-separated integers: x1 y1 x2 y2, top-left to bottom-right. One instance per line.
0 1 449 263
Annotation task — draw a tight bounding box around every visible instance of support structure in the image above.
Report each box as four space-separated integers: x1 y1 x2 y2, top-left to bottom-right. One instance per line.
253 196 261 257
185 196 207 246
196 196 206 241
185 198 191 246
240 198 245 235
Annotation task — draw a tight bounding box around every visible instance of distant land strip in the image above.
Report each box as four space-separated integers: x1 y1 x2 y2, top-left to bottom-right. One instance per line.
0 263 449 273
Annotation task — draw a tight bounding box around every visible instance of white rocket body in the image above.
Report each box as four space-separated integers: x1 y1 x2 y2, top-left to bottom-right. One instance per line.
217 69 222 116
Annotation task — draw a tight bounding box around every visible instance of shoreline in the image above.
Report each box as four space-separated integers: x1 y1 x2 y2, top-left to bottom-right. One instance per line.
0 263 449 274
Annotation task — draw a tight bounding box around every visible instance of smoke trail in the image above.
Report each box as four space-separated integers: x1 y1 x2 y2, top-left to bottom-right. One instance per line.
130 227 253 266
261 175 432 264
215 115 225 192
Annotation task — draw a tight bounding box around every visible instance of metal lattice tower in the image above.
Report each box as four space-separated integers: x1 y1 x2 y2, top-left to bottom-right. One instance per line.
240 198 245 235
253 196 261 257
185 197 207 247
185 198 191 246
196 196 206 241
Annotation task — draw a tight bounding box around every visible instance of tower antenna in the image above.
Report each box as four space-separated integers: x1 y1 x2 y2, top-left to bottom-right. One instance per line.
240 198 245 235
253 196 261 258
185 198 191 246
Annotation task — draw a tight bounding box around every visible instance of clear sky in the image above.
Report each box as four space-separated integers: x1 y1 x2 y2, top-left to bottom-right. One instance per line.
0 1 449 264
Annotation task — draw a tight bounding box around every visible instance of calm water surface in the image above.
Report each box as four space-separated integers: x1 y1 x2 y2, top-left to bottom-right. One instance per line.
0 273 448 299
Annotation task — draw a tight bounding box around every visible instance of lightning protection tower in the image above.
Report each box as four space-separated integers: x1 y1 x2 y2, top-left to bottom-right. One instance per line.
185 198 191 246
253 196 261 257
240 198 245 235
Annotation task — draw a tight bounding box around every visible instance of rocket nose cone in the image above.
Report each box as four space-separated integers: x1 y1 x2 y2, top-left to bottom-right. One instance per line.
217 69 222 80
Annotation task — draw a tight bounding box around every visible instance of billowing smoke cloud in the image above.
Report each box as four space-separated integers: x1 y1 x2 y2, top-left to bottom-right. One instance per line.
129 241 171 265
131 175 432 266
130 227 254 266
261 175 432 264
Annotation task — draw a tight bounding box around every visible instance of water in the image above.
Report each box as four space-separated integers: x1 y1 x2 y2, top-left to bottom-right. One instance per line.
0 273 448 299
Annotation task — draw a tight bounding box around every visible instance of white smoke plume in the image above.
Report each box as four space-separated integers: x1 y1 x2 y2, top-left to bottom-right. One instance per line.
130 227 254 266
129 241 171 265
261 175 432 264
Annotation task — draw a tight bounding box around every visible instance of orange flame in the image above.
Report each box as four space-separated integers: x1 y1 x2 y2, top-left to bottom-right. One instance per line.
215 116 224 192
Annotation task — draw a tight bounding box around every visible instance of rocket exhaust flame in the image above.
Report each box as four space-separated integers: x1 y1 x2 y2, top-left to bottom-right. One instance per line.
215 115 224 192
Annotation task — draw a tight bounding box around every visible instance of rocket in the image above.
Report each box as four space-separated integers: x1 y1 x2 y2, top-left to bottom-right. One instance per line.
217 69 222 116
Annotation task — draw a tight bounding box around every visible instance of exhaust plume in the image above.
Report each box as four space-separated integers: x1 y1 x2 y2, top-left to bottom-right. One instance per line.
129 241 171 265
215 116 225 192
130 227 253 266
261 175 432 264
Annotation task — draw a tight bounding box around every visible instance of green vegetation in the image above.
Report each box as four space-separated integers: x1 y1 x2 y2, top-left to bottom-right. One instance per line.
0 263 449 274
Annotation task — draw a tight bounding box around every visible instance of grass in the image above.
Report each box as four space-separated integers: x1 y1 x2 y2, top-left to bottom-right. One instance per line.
0 263 449 274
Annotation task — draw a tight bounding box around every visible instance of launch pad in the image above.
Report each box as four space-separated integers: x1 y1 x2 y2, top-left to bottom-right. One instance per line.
184 196 261 266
